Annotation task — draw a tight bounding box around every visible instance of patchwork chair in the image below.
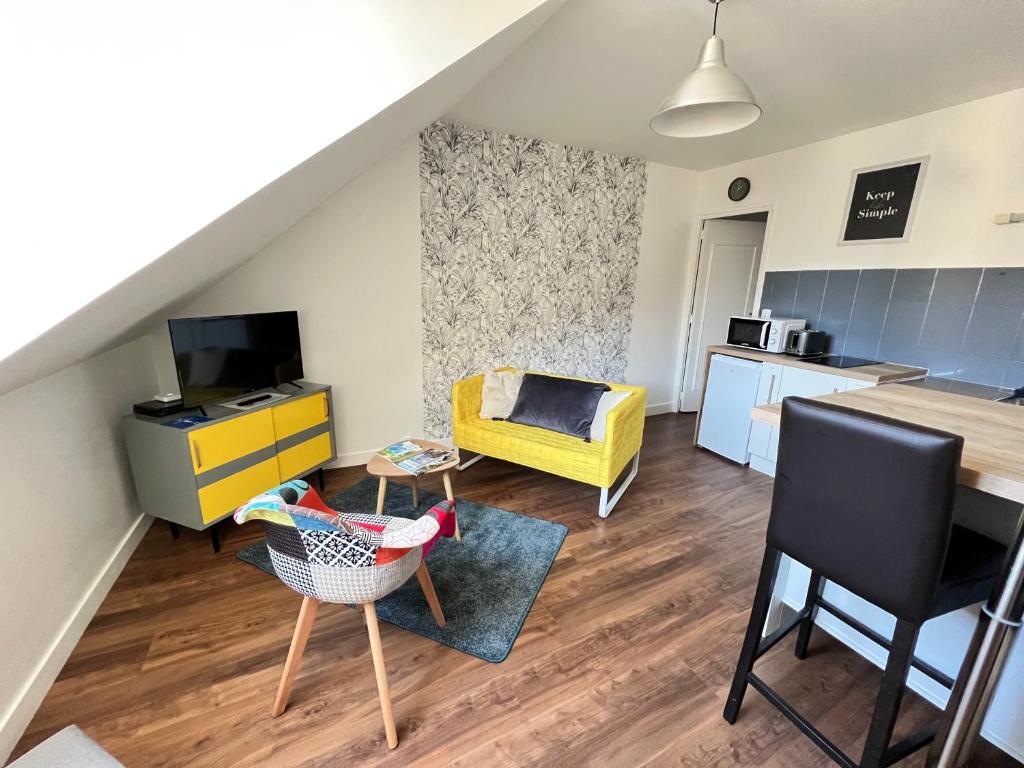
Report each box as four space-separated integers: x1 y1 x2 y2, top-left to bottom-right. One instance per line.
235 480 456 750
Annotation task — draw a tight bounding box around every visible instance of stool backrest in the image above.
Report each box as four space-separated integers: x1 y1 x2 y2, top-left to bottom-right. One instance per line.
767 397 963 623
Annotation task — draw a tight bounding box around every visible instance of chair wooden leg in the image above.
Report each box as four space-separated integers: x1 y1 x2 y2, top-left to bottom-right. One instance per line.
443 470 461 541
272 596 319 717
724 546 782 724
364 602 398 749
859 619 919 767
415 563 446 627
795 571 824 660
375 477 387 515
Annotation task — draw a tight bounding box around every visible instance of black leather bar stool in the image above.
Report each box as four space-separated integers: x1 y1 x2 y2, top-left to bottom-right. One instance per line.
723 397 1007 768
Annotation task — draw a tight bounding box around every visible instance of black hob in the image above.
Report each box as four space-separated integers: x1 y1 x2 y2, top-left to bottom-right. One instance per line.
797 354 882 369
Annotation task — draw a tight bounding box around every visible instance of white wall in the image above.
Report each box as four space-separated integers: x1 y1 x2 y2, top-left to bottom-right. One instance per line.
152 138 424 466
628 163 699 413
150 143 700 457
0 0 559 370
695 88 1024 275
0 337 157 763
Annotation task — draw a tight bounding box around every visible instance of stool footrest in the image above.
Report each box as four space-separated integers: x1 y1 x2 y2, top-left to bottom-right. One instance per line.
756 607 810 660
816 597 955 690
882 723 937 766
747 673 857 768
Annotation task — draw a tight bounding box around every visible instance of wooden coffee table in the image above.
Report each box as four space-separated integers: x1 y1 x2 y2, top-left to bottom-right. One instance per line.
366 439 461 541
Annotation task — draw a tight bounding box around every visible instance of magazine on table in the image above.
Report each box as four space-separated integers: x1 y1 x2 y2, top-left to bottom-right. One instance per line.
394 448 456 475
376 440 423 462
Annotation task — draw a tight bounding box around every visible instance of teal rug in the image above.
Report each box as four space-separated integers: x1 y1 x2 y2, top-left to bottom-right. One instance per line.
237 476 568 662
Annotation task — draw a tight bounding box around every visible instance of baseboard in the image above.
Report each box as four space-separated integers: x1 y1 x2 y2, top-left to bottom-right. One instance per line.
645 401 676 416
784 599 1024 763
985 732 1024 765
0 512 153 764
327 448 381 468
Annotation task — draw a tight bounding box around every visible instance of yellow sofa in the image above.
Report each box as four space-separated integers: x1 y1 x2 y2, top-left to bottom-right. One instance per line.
451 371 646 517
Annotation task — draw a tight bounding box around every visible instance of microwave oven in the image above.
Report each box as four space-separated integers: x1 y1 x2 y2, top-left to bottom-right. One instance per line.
726 316 806 353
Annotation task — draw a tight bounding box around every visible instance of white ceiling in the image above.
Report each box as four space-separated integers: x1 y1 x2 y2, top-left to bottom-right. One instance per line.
447 0 1024 170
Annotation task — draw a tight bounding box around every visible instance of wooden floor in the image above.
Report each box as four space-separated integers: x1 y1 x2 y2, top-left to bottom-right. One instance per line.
12 414 1019 767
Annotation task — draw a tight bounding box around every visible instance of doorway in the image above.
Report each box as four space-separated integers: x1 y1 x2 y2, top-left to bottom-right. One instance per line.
678 211 768 412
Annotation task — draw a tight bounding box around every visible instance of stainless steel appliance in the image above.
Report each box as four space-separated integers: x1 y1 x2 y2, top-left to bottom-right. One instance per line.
727 316 806 353
785 329 827 357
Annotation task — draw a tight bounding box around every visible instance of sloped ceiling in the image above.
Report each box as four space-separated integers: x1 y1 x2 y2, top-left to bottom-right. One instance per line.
447 0 1024 171
0 0 562 396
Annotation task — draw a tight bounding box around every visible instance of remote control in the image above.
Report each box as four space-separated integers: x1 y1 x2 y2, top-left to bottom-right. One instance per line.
237 393 273 407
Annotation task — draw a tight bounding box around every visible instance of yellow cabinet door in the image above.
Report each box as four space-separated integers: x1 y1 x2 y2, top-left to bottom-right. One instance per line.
188 409 276 475
277 433 332 480
272 391 329 441
197 457 281 523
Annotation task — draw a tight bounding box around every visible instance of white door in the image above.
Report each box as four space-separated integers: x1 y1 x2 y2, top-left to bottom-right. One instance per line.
680 219 766 412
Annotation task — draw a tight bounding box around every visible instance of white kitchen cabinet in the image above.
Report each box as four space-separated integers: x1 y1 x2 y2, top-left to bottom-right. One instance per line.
697 354 764 463
777 366 849 398
844 377 874 391
764 367 848 459
747 363 782 459
749 365 867 477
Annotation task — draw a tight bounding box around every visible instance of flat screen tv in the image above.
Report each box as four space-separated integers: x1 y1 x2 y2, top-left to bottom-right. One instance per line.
168 311 303 408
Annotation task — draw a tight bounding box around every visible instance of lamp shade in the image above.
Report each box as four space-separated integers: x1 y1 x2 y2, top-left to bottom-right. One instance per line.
650 35 761 138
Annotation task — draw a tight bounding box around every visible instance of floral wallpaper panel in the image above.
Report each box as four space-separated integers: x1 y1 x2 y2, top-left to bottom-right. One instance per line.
419 121 648 437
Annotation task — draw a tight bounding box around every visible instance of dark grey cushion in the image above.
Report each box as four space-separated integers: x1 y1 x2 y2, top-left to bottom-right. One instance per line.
508 374 610 439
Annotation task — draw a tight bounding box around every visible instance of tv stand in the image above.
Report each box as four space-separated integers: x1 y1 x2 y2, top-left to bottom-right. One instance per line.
123 383 336 553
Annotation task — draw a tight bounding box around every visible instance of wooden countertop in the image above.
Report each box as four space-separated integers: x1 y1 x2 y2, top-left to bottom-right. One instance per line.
751 384 1024 504
707 345 926 383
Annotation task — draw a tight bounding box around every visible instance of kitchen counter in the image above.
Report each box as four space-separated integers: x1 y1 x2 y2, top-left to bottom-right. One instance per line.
750 382 1024 503
694 346 927 452
705 344 926 383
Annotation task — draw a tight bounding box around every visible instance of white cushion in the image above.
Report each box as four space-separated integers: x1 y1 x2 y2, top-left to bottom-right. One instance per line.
479 370 525 419
590 390 631 442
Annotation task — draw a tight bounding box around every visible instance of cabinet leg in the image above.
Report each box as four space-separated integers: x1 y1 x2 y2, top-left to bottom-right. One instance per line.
210 525 221 554
317 467 325 492
168 521 180 540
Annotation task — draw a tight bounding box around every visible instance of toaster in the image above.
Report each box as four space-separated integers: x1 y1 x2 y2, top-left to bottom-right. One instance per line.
785 329 827 357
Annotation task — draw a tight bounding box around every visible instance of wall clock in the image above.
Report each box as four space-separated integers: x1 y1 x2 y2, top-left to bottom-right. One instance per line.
728 177 751 201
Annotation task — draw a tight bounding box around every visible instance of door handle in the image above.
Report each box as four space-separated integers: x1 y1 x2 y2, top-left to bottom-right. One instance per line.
768 374 776 401
322 395 329 419
759 323 770 349
192 439 202 469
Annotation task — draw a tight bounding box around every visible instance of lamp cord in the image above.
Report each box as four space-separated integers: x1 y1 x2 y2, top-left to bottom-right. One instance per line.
713 1 719 35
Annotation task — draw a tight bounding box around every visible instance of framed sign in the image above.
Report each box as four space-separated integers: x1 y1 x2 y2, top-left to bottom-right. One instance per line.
839 156 928 245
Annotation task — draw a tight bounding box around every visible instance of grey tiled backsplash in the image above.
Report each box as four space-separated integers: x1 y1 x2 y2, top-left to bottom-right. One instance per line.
760 267 1024 389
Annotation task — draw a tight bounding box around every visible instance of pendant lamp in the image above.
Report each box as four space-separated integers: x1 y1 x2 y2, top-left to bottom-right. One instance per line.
650 0 761 138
